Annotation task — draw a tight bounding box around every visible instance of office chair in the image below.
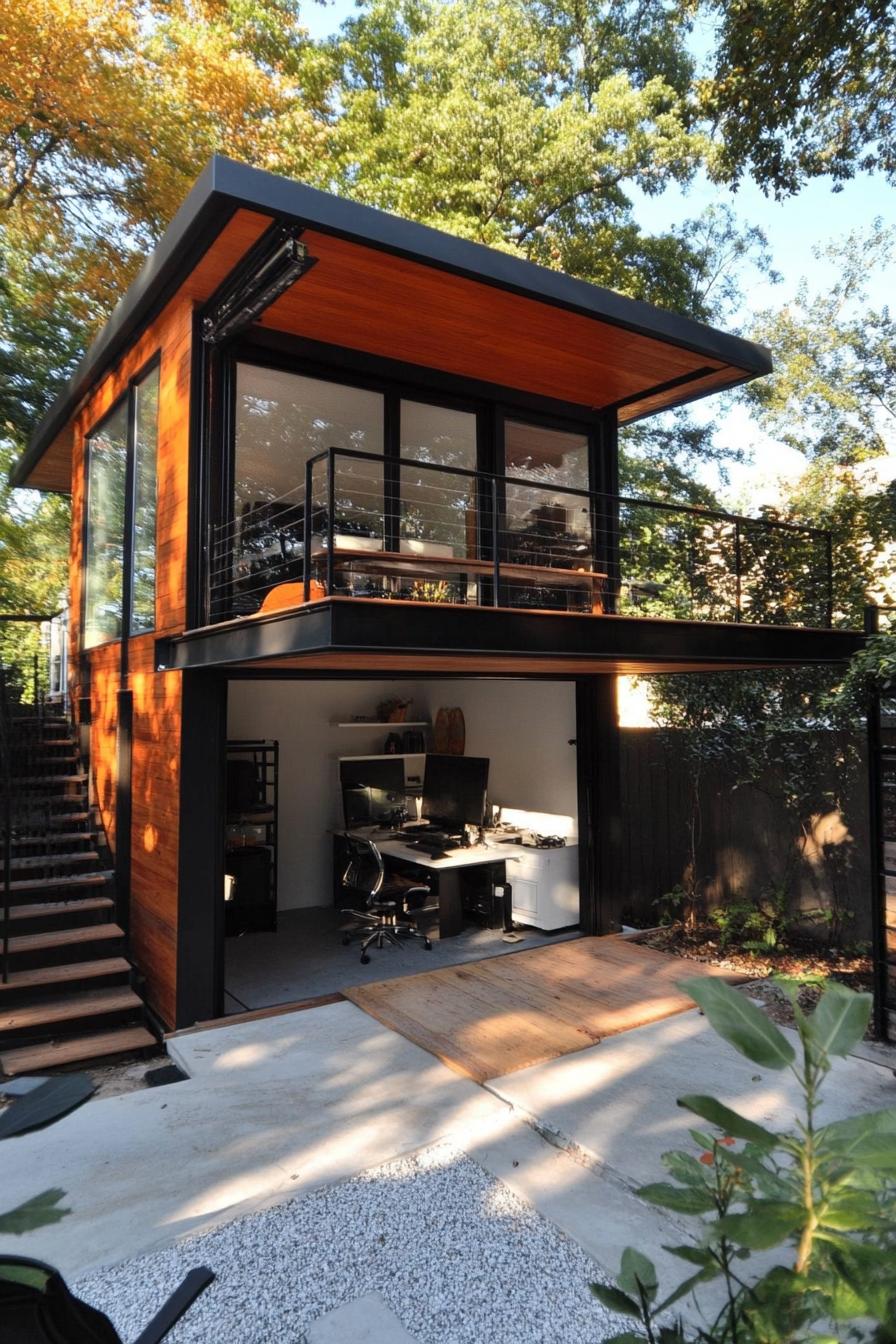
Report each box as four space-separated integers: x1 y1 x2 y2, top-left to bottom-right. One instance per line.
339 834 436 963
0 1256 214 1344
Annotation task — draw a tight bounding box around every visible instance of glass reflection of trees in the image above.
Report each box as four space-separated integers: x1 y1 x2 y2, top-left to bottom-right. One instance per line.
84 402 128 646
84 365 159 646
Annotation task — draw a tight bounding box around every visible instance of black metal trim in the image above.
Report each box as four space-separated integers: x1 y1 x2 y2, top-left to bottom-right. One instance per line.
606 365 717 413
201 222 315 346
165 598 864 673
115 688 133 936
175 670 228 1027
14 155 772 488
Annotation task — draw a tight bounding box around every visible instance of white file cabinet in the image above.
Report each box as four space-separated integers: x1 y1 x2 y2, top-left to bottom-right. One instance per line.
500 843 579 931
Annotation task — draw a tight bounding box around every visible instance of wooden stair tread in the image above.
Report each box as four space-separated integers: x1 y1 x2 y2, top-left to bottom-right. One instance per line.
0 1026 156 1076
1 871 112 895
5 922 123 954
0 986 142 1032
11 851 100 870
8 896 114 921
0 958 131 991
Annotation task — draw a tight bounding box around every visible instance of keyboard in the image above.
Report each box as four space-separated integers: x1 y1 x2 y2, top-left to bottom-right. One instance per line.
410 837 451 858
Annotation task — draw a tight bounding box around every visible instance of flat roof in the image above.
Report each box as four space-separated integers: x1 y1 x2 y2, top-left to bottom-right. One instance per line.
12 155 772 489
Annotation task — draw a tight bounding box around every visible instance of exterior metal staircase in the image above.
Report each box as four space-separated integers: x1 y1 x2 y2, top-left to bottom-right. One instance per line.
1 661 155 1078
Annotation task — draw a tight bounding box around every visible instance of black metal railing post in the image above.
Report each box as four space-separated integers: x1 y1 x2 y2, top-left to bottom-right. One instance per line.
326 448 336 598
303 457 314 604
825 533 834 628
734 521 742 623
491 477 500 607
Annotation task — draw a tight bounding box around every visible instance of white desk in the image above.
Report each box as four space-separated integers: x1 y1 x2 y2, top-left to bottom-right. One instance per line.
339 831 579 935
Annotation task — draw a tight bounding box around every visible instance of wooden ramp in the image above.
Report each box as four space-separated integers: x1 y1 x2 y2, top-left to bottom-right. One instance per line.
343 936 749 1083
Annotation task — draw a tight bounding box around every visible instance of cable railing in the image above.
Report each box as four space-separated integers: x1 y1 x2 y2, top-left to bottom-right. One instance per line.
205 448 834 630
0 611 68 983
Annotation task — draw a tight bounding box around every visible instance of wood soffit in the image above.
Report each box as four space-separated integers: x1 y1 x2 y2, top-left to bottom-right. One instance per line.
17 157 771 490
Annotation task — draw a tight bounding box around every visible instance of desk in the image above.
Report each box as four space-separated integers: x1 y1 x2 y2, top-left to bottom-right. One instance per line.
335 831 508 938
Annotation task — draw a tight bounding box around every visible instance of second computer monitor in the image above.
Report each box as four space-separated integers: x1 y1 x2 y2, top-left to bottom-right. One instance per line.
422 754 489 831
340 757 406 828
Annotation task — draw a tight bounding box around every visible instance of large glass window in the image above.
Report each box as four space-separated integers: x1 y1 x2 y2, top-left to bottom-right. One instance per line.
83 364 159 648
503 420 592 564
400 400 478 556
84 402 129 647
231 365 384 611
130 366 159 634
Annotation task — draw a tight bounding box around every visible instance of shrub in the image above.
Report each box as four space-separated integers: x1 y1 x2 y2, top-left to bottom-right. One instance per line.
591 978 896 1342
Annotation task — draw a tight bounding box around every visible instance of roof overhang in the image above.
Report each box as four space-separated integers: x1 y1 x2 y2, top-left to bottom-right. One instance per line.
13 155 772 491
157 600 863 678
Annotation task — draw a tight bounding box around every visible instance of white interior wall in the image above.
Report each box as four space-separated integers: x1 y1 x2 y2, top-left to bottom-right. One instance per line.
227 677 579 912
417 681 578 825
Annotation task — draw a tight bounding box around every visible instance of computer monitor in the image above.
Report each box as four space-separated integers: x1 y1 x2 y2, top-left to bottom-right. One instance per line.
340 757 406 828
422 755 489 831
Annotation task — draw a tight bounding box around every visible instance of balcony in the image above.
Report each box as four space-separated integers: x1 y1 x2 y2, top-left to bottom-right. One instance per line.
205 448 833 632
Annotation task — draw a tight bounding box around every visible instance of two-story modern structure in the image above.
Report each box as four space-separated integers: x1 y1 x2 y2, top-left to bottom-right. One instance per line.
6 157 864 1060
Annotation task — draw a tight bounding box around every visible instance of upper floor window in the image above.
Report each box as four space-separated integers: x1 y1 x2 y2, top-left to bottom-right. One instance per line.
503 419 592 552
83 363 159 648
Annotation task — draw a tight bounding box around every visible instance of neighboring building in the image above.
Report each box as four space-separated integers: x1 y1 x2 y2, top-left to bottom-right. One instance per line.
7 157 863 1045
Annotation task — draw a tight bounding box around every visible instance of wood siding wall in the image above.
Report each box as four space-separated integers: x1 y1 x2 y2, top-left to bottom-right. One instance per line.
617 729 872 941
65 209 271 1027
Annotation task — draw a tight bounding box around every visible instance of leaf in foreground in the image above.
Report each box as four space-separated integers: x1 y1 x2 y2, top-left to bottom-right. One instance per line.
681 976 796 1069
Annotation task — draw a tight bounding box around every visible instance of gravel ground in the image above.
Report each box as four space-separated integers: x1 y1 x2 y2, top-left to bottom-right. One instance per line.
74 1141 629 1344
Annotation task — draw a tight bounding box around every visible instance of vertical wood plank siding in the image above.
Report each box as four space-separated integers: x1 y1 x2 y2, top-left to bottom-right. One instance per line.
66 208 274 1026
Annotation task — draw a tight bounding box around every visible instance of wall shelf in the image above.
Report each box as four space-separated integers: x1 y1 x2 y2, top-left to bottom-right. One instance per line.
332 720 430 729
336 752 426 763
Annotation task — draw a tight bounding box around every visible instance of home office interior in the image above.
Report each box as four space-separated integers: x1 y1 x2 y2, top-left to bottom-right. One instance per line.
222 678 582 1012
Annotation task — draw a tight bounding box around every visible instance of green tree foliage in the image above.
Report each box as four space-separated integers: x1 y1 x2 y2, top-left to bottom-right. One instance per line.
592 977 896 1341
696 0 896 197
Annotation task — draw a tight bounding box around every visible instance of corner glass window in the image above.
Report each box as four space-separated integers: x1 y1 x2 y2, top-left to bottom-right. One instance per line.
84 402 128 647
83 363 160 649
400 400 478 557
130 366 159 634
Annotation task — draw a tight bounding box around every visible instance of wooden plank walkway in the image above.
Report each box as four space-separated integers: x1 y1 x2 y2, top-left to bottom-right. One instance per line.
343 935 750 1083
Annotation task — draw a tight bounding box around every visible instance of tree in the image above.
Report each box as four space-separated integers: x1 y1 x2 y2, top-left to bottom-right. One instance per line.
696 0 896 196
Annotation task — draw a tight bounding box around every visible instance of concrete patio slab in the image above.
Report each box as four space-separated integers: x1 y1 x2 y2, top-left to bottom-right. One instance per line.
486 1007 895 1205
0 1002 509 1278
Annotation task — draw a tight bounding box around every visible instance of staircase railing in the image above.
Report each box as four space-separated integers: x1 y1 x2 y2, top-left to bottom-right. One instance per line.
0 610 66 983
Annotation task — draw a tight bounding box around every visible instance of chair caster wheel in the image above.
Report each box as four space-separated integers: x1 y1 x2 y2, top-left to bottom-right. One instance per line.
360 954 370 964
424 939 432 950
342 935 350 945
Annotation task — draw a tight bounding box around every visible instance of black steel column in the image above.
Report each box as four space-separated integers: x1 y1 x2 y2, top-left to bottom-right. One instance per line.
576 674 624 935
114 688 133 935
176 670 227 1027
865 604 890 1040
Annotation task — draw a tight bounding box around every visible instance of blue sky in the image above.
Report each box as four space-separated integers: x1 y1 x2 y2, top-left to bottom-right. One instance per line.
302 0 895 504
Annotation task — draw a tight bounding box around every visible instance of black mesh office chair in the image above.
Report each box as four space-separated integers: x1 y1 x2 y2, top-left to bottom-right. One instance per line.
339 834 436 964
0 1256 214 1344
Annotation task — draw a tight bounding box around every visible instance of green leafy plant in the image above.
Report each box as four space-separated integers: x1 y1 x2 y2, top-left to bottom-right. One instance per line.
709 886 794 954
590 977 896 1342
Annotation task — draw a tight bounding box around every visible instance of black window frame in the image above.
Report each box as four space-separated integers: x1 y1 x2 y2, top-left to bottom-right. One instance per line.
199 336 614 624
81 353 161 651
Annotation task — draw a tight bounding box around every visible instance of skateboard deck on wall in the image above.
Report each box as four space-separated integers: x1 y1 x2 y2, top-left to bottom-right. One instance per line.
434 706 466 755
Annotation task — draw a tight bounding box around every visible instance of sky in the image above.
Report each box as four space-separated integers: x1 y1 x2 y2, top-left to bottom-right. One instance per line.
301 0 896 511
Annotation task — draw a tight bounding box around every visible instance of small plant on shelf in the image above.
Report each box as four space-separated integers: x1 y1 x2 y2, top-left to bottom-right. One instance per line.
590 976 896 1342
376 696 412 723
